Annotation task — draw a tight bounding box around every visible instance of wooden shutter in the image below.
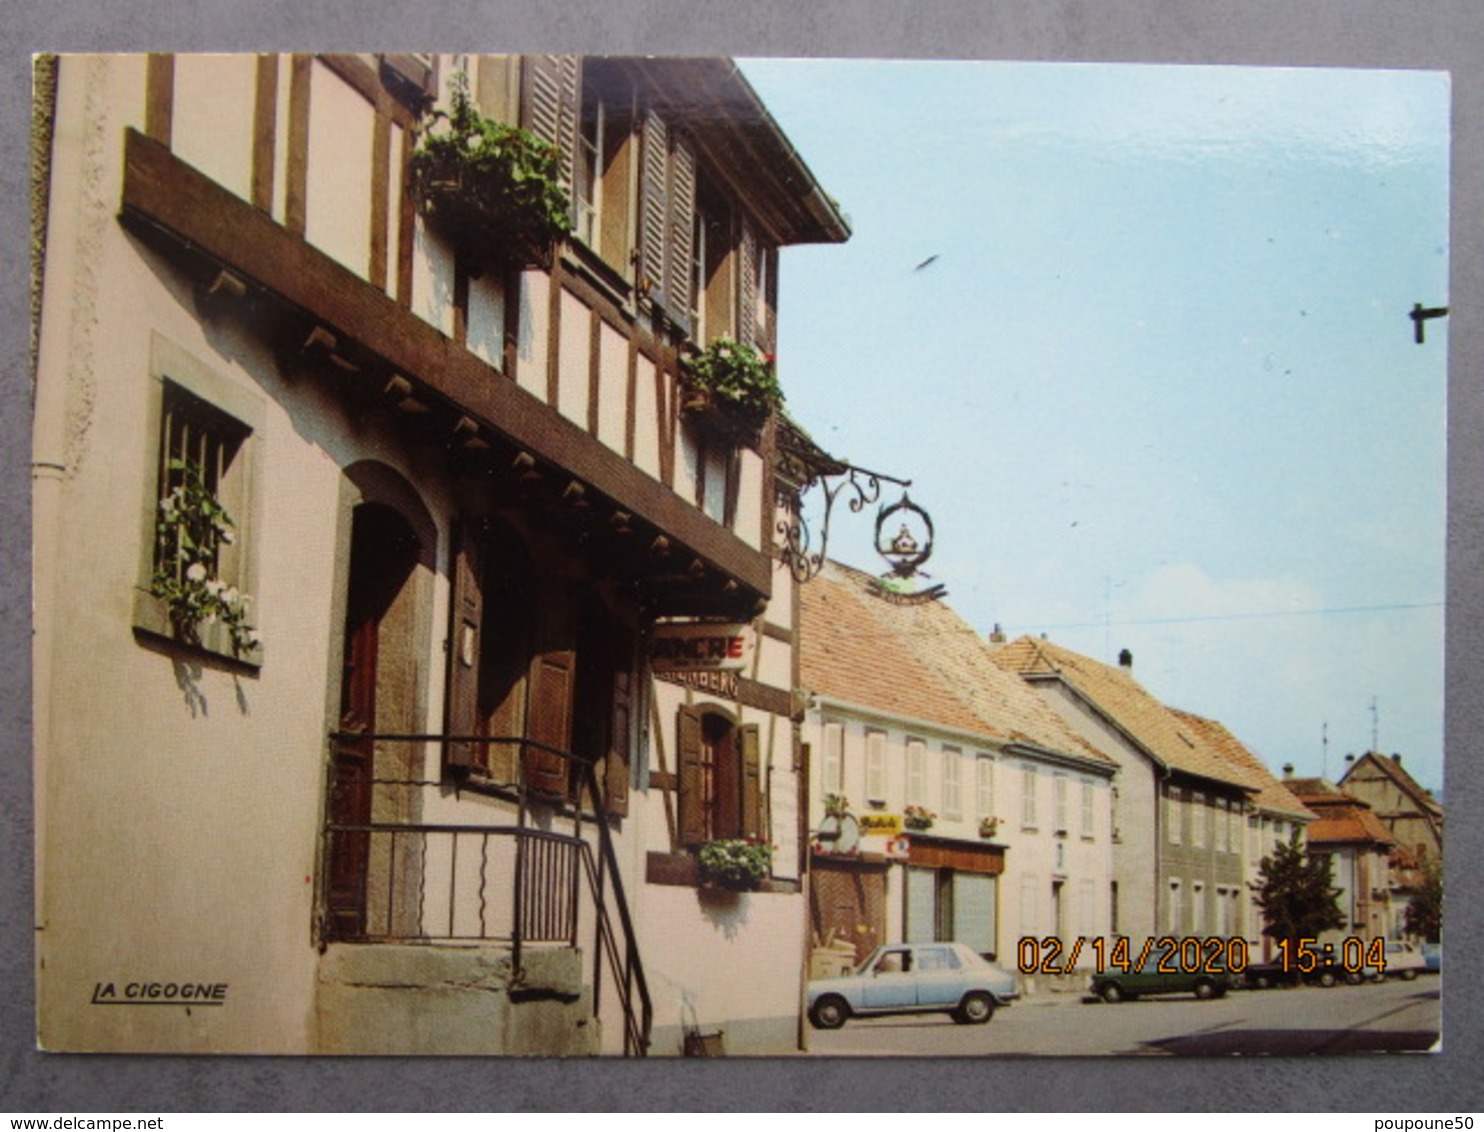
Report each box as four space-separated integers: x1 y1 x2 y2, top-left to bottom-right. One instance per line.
676 705 707 846
525 649 575 795
444 519 484 771
605 667 632 816
737 218 758 350
522 55 580 198
665 134 697 333
637 110 671 312
740 723 763 841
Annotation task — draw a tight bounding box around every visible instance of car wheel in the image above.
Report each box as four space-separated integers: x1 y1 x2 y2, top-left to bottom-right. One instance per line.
1251 973 1273 990
1193 979 1216 1000
1345 970 1364 986
809 995 850 1031
1401 969 1418 982
955 991 995 1025
1098 982 1124 1004
1317 971 1337 989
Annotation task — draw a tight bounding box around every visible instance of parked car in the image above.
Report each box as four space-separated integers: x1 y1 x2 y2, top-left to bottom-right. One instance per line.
1090 957 1234 1003
1243 951 1362 988
1420 942 1441 973
807 941 1019 1029
1379 939 1427 981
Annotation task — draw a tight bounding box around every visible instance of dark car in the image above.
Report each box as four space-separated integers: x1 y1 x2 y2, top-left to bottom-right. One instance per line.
1090 957 1234 1003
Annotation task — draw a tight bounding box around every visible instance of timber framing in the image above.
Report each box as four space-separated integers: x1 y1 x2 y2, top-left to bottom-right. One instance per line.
119 127 772 603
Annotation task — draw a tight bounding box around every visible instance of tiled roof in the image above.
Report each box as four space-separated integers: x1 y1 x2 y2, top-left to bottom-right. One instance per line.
1284 779 1396 847
991 635 1259 791
1172 710 1315 821
799 562 1117 768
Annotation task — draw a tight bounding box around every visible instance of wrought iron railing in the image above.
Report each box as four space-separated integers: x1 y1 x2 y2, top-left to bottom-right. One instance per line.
320 732 652 1056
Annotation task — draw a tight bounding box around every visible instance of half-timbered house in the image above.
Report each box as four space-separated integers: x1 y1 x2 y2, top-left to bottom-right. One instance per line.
33 53 847 1055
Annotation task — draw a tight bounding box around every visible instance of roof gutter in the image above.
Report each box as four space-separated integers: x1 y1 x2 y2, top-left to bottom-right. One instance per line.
810 695 1115 776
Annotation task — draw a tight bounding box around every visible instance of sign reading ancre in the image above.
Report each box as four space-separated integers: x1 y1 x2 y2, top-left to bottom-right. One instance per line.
649 623 756 673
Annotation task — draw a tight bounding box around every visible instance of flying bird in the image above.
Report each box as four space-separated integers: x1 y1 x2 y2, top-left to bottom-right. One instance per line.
913 254 940 272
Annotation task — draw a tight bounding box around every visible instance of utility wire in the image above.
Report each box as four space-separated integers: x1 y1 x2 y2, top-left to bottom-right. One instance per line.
1010 599 1442 634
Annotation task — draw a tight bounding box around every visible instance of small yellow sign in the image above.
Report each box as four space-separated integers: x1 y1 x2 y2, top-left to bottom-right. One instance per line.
858 813 902 836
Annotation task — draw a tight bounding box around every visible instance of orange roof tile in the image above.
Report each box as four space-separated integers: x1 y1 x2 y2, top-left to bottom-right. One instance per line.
1172 710 1315 821
991 635 1259 791
1283 779 1396 847
800 563 1117 768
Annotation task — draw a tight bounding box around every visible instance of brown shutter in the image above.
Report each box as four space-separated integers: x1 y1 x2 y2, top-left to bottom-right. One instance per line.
444 519 484 771
605 667 632 816
737 218 758 350
522 55 580 199
665 134 697 334
676 705 707 846
637 110 670 312
525 648 575 795
740 723 763 841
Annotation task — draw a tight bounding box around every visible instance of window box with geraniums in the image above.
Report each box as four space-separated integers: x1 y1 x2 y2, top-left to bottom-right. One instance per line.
151 459 260 660
697 838 772 892
680 337 782 442
903 804 936 832
408 71 572 271
979 816 1001 840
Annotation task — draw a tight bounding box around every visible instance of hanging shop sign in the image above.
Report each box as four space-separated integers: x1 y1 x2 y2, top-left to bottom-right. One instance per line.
649 623 757 673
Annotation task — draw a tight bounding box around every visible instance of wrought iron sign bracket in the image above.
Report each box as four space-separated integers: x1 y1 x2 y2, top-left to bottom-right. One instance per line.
777 461 911 584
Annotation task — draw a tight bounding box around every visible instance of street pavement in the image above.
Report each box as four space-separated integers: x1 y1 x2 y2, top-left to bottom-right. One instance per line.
803 973 1441 1057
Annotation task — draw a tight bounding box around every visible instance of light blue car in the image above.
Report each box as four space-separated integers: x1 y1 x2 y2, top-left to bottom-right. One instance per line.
807 941 1019 1029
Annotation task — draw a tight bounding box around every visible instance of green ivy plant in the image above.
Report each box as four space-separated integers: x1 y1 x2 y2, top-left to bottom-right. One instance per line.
682 337 783 429
408 70 572 266
151 459 259 657
697 838 772 891
823 793 851 819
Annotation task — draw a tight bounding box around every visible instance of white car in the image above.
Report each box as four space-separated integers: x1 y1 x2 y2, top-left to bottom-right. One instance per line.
807 941 1019 1029
1378 939 1427 981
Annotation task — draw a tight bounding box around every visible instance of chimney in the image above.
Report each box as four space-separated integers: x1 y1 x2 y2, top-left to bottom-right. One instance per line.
1282 763 1294 779
1345 753 1355 766
1392 753 1402 765
1118 648 1133 669
988 622 1007 645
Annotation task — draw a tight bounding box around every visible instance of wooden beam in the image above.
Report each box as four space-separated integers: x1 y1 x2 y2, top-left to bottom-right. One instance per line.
120 128 773 599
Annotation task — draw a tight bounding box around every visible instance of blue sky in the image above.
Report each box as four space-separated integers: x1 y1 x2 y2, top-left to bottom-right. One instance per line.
742 60 1450 792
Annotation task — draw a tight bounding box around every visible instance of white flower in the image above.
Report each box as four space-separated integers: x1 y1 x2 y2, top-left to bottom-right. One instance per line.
223 586 240 606
185 563 207 583
219 530 234 545
204 579 224 597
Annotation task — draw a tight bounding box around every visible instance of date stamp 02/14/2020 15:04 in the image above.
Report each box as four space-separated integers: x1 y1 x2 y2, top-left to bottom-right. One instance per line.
1014 935 1396 978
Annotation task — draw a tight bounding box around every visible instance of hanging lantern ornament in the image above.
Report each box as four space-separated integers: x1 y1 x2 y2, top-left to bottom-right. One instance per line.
872 493 945 602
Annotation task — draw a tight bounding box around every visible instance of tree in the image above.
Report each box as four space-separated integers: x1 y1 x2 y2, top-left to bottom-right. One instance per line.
1255 831 1345 944
1404 856 1442 942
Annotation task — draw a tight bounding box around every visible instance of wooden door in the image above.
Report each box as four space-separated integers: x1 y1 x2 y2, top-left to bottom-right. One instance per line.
325 504 415 938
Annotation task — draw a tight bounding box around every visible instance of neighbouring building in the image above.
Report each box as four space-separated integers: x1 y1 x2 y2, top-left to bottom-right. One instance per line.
1336 752 1442 939
799 562 1119 987
1337 750 1443 864
1172 710 1314 961
33 52 848 1055
990 637 1262 946
1283 774 1398 945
